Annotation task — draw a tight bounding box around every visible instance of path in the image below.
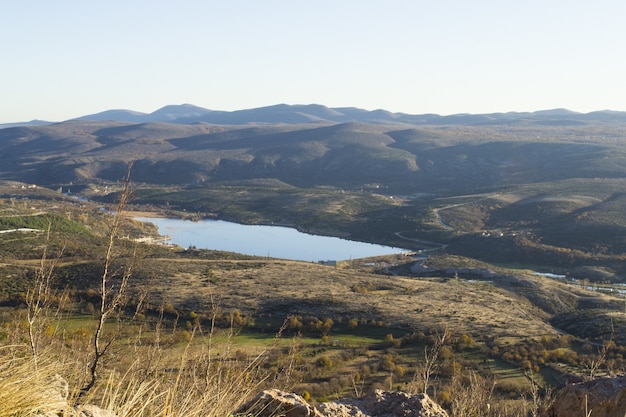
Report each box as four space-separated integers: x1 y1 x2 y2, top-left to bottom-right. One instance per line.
0 228 40 234
393 231 446 253
432 192 500 230
0 211 46 218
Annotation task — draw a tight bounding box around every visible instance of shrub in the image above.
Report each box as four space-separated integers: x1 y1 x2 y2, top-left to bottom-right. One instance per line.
383 333 401 348
316 355 333 369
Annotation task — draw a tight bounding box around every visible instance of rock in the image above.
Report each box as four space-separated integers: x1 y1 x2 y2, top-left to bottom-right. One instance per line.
32 403 117 417
236 389 448 417
30 375 70 417
235 389 324 417
318 390 449 417
74 404 118 417
317 401 368 417
26 375 116 417
549 375 626 417
50 374 69 402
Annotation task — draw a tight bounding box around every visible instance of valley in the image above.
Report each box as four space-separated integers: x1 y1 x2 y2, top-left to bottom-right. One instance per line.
1 105 626 413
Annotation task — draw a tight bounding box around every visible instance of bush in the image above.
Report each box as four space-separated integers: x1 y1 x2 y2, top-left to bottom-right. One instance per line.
316 355 333 369
383 333 401 348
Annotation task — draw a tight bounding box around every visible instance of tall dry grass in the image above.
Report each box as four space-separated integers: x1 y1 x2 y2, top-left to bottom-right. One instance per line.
0 164 286 416
0 346 68 417
0 317 278 417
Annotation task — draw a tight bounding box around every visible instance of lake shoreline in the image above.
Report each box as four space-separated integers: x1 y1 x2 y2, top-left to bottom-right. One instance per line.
134 216 410 262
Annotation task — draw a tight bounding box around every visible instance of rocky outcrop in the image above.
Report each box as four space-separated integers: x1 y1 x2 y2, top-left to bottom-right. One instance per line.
237 389 448 417
73 404 118 417
318 390 448 417
31 375 117 417
236 389 325 417
33 403 116 417
549 375 626 417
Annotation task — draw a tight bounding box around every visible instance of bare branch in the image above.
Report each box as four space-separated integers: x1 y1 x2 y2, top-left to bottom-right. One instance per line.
80 160 135 398
26 222 65 365
410 326 449 395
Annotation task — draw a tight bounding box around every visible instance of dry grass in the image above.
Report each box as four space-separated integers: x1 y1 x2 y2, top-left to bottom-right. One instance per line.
0 346 68 417
1 254 601 416
136 257 564 341
0 320 276 417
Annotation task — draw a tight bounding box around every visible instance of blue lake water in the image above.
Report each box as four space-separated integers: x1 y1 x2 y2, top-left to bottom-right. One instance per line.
136 217 409 262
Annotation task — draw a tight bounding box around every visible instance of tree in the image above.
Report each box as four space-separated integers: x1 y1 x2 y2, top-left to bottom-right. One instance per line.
410 326 449 395
26 223 66 365
320 318 333 335
80 161 136 398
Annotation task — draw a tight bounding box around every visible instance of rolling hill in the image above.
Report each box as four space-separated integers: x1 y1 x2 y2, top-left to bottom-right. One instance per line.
2 114 626 192
3 104 626 273
6 103 626 127
3 105 626 408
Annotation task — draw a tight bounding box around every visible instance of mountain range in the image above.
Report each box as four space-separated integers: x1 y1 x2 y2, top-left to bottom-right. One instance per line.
3 102 626 272
2 105 626 197
5 103 626 127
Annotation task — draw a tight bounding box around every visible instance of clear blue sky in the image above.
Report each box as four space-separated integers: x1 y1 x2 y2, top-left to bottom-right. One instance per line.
2 0 626 123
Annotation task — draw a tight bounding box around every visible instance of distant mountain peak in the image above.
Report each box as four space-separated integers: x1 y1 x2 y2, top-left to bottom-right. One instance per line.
147 104 211 122
36 104 626 127
532 108 580 116
71 109 148 123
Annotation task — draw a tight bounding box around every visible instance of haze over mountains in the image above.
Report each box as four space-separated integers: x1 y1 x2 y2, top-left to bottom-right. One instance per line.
5 103 626 127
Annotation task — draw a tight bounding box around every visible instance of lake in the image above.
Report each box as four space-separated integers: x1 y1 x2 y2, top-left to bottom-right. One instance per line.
136 217 409 262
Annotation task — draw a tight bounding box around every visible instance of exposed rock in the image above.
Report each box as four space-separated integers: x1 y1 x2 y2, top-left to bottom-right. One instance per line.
318 390 449 417
74 404 118 417
236 389 324 417
29 374 116 417
549 375 626 417
32 403 117 417
50 374 69 402
237 389 448 417
31 375 70 417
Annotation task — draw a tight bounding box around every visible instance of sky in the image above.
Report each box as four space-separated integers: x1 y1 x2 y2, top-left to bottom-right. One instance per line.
2 0 626 123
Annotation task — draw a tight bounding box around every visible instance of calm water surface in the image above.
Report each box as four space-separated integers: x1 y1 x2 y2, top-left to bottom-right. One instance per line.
137 217 408 262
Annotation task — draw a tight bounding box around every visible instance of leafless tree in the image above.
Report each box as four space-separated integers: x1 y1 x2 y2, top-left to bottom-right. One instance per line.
26 223 66 365
410 326 449 395
449 371 495 417
586 319 615 380
80 161 135 397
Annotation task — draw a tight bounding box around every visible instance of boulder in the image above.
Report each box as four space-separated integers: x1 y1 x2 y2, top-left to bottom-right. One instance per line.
237 389 448 417
549 375 626 417
235 389 324 417
30 374 70 417
28 374 116 417
318 390 449 417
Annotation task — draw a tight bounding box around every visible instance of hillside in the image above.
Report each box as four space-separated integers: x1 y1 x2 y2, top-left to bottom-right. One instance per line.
0 187 625 414
3 118 626 191
0 135 624 415
2 104 626 277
